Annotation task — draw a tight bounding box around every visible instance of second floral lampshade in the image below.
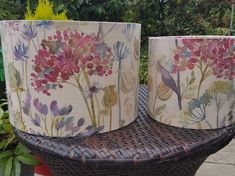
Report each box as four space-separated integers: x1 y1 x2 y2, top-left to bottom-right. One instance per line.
148 36 235 129
0 20 141 137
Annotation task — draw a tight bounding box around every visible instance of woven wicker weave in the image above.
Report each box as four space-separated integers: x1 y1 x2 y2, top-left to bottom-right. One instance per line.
14 85 235 176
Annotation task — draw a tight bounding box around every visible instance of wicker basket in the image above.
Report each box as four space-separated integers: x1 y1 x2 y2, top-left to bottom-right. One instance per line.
15 85 235 176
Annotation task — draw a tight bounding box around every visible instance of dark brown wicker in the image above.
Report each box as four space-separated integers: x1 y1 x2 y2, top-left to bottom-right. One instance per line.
14 85 235 176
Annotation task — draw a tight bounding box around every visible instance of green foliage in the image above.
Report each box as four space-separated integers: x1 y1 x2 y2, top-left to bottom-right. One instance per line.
133 0 232 83
25 0 67 20
0 0 233 84
139 50 148 84
52 0 129 21
0 48 4 82
0 0 25 20
0 98 40 176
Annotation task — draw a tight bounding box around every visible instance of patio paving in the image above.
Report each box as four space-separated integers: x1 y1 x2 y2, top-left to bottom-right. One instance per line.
196 139 235 176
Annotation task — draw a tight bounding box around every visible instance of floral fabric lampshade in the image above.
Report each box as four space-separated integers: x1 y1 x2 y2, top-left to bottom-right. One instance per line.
148 36 235 129
0 20 141 137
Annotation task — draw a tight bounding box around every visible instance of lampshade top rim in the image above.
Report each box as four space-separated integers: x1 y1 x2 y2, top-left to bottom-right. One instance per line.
0 20 141 26
149 35 235 39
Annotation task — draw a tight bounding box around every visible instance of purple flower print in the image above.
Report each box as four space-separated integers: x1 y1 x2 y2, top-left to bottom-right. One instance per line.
32 113 41 127
77 117 85 127
33 98 48 116
50 100 60 116
66 116 74 124
22 92 31 116
22 23 38 41
35 21 54 30
30 30 114 131
21 93 93 136
95 43 108 57
70 126 81 135
78 125 104 137
64 117 85 135
65 123 73 131
59 105 73 116
55 117 87 136
81 125 94 136
13 41 28 61
55 120 66 131
83 82 102 99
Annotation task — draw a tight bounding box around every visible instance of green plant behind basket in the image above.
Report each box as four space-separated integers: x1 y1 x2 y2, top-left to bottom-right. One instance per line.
0 48 4 82
0 99 40 176
25 0 67 20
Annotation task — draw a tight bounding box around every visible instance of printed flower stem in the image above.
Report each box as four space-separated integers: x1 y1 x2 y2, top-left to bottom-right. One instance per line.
131 46 134 70
153 95 158 114
25 30 37 91
177 70 182 110
41 115 50 135
36 35 40 46
21 61 24 86
205 119 213 129
134 82 138 117
103 24 116 38
196 60 211 98
118 60 122 126
32 39 38 52
26 100 47 133
82 68 91 86
25 61 29 91
50 112 55 136
91 94 97 128
10 36 14 65
82 69 97 129
24 38 31 91
216 107 220 128
57 80 79 89
153 64 158 114
109 107 112 130
58 78 94 126
74 74 97 129
95 95 101 126
16 90 26 130
197 78 203 98
51 117 64 136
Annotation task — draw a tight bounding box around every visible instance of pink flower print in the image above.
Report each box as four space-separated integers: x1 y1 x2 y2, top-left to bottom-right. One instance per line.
172 45 196 73
173 38 235 80
32 30 114 95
